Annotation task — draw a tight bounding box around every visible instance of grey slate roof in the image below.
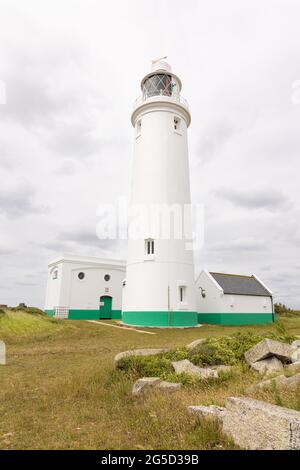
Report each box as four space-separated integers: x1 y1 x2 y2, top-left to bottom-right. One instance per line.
209 272 271 297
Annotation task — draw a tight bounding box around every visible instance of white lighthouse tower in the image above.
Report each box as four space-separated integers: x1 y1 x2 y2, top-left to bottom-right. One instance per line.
122 59 197 327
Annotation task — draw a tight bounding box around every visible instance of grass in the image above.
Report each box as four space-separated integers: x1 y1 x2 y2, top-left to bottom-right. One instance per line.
0 310 300 450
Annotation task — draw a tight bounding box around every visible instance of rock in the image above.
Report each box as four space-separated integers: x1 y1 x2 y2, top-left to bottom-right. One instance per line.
292 340 300 349
115 348 170 368
171 360 218 379
0 340 5 365
252 372 300 392
186 338 206 351
285 362 300 375
188 405 226 421
250 357 283 376
222 397 300 450
291 349 300 363
132 377 161 396
244 338 293 364
157 381 182 392
132 378 182 397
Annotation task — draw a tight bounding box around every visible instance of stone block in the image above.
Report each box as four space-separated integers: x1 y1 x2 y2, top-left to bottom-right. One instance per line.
244 339 293 364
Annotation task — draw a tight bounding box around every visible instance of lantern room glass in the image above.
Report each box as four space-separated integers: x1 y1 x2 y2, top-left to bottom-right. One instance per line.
142 74 176 99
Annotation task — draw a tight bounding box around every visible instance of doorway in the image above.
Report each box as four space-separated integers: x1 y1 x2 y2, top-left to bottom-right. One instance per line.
99 296 112 319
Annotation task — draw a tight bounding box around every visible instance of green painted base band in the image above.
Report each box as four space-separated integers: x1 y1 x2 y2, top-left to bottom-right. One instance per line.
45 309 54 317
122 311 198 327
44 309 122 320
197 313 274 325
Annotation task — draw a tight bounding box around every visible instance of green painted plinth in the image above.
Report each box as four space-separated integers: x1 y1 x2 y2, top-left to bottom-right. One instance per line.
197 313 274 325
45 309 54 317
44 309 122 320
122 311 198 327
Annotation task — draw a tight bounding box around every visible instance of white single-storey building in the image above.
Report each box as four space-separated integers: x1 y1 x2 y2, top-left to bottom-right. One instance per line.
195 270 274 325
45 255 125 320
45 256 274 325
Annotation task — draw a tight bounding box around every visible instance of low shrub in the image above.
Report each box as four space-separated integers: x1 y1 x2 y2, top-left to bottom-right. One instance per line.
189 332 263 366
0 308 6 318
117 328 296 383
119 354 174 377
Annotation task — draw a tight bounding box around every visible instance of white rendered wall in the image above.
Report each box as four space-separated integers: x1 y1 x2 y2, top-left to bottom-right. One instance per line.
123 97 196 314
45 256 125 311
196 271 273 314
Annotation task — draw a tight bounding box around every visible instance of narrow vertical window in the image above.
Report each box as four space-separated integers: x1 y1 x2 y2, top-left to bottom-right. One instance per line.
145 238 155 256
179 286 186 303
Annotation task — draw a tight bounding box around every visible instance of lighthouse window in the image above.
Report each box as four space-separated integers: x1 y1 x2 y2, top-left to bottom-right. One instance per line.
143 74 173 98
78 272 85 280
145 238 155 255
174 117 181 131
52 269 58 280
179 286 186 303
104 274 110 282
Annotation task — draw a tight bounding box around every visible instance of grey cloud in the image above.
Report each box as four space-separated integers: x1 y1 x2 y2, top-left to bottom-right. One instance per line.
16 281 39 287
208 238 268 253
0 184 47 218
58 229 120 250
48 125 101 158
213 188 291 211
196 119 236 163
0 248 15 255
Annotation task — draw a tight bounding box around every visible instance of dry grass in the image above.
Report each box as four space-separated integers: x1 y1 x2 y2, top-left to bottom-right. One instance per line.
0 311 299 450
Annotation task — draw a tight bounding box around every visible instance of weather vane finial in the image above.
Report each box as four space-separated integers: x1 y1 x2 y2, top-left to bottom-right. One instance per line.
151 56 168 65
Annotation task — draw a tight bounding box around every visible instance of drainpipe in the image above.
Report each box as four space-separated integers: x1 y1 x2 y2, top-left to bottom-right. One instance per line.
271 296 275 322
168 285 170 327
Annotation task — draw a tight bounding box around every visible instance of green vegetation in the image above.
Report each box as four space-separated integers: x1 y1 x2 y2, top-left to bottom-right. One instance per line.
0 309 299 449
0 309 70 341
274 303 300 317
119 325 295 381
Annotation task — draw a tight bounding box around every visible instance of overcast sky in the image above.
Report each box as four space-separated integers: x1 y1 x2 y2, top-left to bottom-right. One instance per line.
0 0 300 308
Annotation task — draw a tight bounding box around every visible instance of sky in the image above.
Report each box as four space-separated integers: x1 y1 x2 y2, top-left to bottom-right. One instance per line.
0 0 300 308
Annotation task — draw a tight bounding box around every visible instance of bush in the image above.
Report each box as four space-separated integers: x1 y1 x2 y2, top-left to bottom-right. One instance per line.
117 329 296 382
119 354 174 377
0 308 6 318
10 306 45 316
274 302 296 317
25 307 46 316
189 332 263 366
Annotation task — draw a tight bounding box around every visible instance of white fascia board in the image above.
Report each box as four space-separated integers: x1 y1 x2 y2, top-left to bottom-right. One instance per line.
195 269 224 294
195 269 205 285
252 273 273 295
48 254 126 270
205 270 224 294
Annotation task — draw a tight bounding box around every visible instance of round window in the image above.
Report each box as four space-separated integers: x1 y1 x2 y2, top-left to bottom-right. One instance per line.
104 274 110 282
78 272 85 280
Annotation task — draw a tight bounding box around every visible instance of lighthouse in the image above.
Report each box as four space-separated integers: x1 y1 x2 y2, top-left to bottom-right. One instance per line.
122 59 197 327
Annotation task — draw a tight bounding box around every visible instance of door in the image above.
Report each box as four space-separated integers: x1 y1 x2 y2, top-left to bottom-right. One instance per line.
99 296 112 319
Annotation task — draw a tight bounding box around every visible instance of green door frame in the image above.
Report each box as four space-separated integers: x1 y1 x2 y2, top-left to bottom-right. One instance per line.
99 295 112 319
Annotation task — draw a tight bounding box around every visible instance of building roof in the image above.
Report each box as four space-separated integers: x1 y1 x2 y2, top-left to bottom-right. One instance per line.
48 254 126 269
209 272 272 297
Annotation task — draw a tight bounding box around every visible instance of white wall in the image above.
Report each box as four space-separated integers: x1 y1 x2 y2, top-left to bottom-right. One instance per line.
124 78 196 314
195 270 273 314
45 256 125 311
